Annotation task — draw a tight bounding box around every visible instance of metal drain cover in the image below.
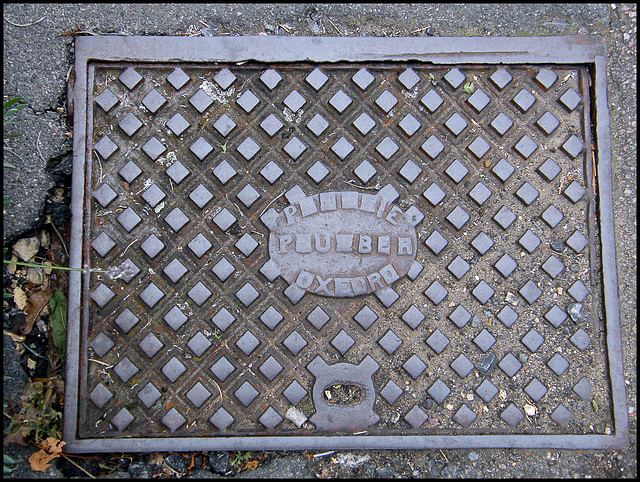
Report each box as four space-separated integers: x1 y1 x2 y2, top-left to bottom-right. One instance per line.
64 35 629 452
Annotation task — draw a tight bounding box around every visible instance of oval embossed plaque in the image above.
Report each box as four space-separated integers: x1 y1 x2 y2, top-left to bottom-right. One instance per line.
260 184 424 306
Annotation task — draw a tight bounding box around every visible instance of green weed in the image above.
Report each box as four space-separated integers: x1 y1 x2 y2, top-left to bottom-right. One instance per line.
3 96 27 168
462 81 475 94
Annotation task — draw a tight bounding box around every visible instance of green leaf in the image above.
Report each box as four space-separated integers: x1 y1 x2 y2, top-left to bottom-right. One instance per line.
221 141 228 153
4 97 25 112
3 454 18 464
428 73 435 80
462 82 475 94
3 162 16 168
49 289 68 363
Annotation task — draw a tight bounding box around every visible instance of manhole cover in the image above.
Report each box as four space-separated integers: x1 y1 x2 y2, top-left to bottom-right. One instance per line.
64 36 629 452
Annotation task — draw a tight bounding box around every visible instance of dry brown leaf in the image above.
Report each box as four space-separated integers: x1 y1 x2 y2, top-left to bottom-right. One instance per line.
243 460 260 471
40 437 66 455
13 286 27 310
22 289 53 335
29 439 65 472
5 331 26 343
29 449 57 472
149 453 164 465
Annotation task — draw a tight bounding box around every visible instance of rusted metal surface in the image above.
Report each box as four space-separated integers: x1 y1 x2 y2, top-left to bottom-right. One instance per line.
65 36 628 452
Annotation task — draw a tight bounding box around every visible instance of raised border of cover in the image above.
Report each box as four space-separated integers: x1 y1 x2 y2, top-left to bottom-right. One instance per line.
65 35 628 453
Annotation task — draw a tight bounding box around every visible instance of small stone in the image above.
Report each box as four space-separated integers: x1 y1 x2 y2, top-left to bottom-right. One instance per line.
469 452 480 462
476 353 498 376
285 406 308 427
128 462 154 478
519 352 529 363
40 230 50 248
13 236 40 262
26 268 45 285
209 452 230 475
471 315 482 327
570 263 581 272
424 398 433 409
524 404 537 416
7 256 17 275
567 303 590 323
165 454 188 473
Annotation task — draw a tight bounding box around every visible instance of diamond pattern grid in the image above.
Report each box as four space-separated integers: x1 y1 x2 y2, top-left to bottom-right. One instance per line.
445 159 469 184
331 330 355 355
211 357 235 382
453 405 477 428
236 331 260 355
95 88 119 112
90 284 115 308
90 333 114 358
83 64 599 441
93 136 118 160
449 305 471 328
210 408 234 431
167 67 190 90
474 329 496 352
381 381 403 404
187 382 211 408
119 67 142 89
428 379 451 404
354 306 377 330
237 90 260 113
235 381 259 407
399 113 421 136
560 88 582 111
421 90 444 112
283 330 308 355
405 405 428 428
284 381 308 405
403 354 427 379
525 378 548 402
451 354 474 378
139 333 163 358
142 89 166 113
112 408 135 432
490 68 513 89
548 353 570 376
89 383 113 408
378 330 403 355
522 329 545 352
476 380 499 403
491 112 513 136
261 69 282 90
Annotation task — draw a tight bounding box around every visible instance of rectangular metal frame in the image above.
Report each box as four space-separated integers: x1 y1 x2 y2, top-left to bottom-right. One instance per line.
65 35 628 452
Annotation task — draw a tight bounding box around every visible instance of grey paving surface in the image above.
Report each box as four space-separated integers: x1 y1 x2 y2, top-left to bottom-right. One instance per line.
3 3 636 478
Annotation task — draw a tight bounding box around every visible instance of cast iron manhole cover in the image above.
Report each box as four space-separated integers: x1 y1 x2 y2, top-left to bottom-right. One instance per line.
64 36 629 452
